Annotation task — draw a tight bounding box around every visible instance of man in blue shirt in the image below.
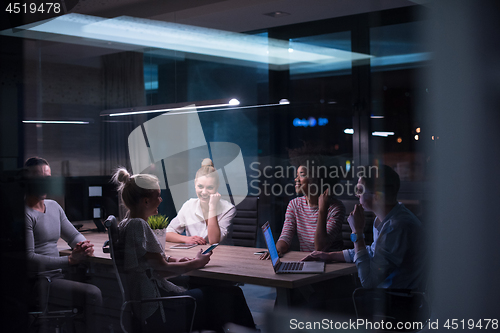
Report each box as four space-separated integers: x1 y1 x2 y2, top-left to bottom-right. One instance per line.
303 165 425 290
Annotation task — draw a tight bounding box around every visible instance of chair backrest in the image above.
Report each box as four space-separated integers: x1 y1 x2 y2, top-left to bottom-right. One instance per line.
231 196 259 247
104 215 128 304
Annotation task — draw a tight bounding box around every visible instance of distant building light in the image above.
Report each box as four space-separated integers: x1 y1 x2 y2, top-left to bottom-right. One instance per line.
414 135 419 140
397 137 402 143
344 128 354 134
293 117 328 128
370 115 385 119
431 136 435 140
318 118 328 126
416 127 421 133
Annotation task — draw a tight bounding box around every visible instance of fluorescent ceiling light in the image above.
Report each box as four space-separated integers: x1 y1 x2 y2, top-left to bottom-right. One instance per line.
23 120 90 124
108 102 234 117
103 102 287 117
370 115 384 119
2 14 373 70
344 128 354 134
370 52 431 68
372 131 395 137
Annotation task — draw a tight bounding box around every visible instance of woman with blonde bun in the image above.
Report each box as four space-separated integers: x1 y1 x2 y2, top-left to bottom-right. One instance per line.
112 168 255 332
166 158 235 245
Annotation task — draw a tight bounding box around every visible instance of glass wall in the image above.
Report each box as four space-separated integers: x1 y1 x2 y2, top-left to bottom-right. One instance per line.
0 3 433 330
0 5 430 239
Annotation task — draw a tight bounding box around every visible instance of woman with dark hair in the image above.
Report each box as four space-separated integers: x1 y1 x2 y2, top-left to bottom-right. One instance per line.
261 147 346 259
166 158 235 245
112 167 255 332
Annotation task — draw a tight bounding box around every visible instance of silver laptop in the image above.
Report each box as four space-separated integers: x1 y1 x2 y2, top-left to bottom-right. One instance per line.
262 221 325 274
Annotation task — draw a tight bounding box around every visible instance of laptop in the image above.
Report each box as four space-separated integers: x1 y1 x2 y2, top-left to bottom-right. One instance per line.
262 221 325 274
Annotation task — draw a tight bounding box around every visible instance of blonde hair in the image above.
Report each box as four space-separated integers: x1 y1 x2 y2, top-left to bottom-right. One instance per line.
111 167 159 210
195 158 219 186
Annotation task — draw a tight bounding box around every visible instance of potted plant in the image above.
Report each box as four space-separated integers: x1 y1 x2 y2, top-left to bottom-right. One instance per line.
147 214 169 250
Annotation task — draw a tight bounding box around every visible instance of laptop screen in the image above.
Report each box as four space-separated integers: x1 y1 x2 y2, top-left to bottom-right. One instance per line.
262 222 279 267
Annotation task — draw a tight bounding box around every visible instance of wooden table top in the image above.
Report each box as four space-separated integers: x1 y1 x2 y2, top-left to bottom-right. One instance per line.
58 231 357 289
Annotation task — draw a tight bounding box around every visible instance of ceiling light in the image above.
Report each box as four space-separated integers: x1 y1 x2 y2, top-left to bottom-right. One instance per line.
228 98 240 105
2 14 372 70
23 120 90 124
370 115 384 119
344 129 354 134
279 99 290 105
372 131 395 137
263 11 291 18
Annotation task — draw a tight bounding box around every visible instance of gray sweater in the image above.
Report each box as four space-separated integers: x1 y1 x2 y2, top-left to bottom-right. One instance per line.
25 199 86 275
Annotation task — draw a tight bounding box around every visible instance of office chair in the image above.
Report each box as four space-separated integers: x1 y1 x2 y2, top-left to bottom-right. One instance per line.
103 215 197 333
352 287 430 332
231 196 259 247
28 273 80 333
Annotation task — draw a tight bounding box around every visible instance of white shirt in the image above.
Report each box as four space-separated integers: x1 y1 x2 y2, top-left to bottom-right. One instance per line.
166 198 236 245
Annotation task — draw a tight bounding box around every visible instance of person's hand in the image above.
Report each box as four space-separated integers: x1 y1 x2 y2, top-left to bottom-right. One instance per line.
348 204 365 234
194 249 211 268
318 188 330 212
79 240 94 256
208 193 221 210
69 240 94 264
301 251 330 262
177 257 190 262
259 250 282 260
185 236 207 245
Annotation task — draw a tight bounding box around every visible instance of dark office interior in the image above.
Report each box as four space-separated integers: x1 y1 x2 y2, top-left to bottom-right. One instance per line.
1 0 500 332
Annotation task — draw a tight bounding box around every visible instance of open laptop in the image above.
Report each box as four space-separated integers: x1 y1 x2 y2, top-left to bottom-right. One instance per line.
262 221 325 274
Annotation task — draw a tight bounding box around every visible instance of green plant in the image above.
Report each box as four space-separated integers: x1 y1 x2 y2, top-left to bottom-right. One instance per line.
147 214 170 230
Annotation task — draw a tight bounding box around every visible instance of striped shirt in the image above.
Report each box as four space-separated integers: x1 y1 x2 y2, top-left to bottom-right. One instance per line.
278 196 345 252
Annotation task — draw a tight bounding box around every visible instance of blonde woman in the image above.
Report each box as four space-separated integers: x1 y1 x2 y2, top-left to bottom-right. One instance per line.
112 168 255 332
166 158 235 245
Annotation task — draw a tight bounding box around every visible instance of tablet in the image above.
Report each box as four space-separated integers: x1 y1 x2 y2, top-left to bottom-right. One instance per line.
169 244 197 249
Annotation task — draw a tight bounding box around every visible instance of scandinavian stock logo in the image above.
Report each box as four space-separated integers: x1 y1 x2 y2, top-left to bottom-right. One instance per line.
127 105 248 213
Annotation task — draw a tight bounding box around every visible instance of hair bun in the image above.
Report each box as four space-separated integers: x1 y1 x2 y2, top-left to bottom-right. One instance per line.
201 158 214 168
116 168 130 184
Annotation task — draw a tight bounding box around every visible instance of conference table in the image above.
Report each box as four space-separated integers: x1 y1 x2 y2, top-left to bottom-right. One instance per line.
58 231 357 307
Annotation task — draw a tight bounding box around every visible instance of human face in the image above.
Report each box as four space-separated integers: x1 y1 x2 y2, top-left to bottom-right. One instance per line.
195 176 218 203
28 164 51 199
295 166 311 196
355 178 374 211
147 189 162 217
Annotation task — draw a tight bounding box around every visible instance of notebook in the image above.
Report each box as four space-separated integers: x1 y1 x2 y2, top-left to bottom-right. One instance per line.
262 221 325 274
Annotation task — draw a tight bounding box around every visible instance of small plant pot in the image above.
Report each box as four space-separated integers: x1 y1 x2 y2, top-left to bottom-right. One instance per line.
152 228 167 251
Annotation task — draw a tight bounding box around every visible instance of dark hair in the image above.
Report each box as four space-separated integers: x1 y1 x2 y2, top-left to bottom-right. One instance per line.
362 165 400 202
24 157 49 168
288 142 339 193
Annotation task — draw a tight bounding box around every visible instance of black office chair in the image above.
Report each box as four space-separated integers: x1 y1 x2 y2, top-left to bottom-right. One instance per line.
231 196 259 247
352 288 430 332
28 273 80 333
103 215 197 333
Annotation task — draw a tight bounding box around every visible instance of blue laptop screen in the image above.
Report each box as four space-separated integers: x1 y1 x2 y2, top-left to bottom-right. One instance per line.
263 223 279 267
